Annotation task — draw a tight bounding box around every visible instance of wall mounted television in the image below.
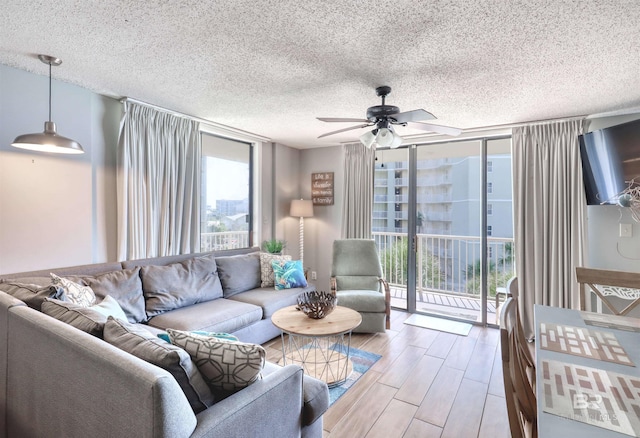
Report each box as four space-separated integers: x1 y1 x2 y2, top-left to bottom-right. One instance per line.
579 118 640 205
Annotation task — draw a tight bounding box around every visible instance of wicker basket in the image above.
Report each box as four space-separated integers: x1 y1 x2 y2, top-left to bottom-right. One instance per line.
296 291 337 319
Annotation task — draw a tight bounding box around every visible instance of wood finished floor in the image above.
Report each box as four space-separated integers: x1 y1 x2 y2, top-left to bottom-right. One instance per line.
263 309 510 438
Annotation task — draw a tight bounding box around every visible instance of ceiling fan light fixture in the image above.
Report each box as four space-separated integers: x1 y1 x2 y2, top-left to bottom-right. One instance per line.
11 54 84 155
390 132 403 148
360 130 376 148
375 128 394 147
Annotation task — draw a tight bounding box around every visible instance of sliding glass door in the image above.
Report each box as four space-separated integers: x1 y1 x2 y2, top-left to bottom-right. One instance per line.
374 136 513 325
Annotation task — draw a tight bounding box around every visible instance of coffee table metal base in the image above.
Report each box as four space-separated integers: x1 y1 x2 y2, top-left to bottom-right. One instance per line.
280 332 354 387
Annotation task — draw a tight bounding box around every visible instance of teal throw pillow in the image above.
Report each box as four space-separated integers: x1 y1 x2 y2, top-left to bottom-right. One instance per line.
157 331 239 344
272 260 307 290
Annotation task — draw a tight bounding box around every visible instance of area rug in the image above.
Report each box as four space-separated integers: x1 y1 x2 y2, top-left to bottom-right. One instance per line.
403 313 472 336
328 345 381 406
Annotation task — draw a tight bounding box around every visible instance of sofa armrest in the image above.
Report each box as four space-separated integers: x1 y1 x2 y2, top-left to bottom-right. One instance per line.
191 364 304 438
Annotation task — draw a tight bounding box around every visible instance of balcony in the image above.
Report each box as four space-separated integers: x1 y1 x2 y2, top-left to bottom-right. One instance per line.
201 231 249 251
373 231 515 323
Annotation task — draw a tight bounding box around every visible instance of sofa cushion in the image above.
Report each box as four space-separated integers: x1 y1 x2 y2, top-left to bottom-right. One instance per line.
103 317 215 414
140 253 223 318
272 260 307 290
41 296 127 337
228 285 314 318
216 252 261 297
146 298 262 334
0 282 66 311
167 329 266 396
81 268 147 324
50 273 96 307
259 253 292 287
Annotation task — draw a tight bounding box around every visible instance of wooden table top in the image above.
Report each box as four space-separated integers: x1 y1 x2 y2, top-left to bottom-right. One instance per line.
271 305 362 336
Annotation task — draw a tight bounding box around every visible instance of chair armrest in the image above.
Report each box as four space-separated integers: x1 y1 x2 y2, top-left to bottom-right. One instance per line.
191 364 304 438
378 277 391 330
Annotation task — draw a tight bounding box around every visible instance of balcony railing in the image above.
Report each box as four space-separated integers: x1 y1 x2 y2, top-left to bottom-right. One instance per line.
201 231 249 252
373 232 514 299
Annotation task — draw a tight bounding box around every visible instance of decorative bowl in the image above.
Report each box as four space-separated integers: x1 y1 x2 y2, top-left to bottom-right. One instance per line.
296 291 337 319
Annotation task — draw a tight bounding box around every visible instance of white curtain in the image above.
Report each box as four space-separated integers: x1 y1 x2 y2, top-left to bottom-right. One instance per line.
512 119 587 338
341 142 375 239
117 102 201 260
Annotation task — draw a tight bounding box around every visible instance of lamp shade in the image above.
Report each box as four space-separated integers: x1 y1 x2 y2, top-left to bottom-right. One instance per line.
375 128 394 147
12 122 84 154
360 130 376 148
290 199 314 217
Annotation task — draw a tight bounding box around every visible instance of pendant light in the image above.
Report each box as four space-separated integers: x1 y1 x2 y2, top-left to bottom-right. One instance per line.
11 55 84 154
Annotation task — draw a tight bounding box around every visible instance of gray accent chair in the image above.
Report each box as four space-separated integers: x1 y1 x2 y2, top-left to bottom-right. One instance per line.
330 239 391 333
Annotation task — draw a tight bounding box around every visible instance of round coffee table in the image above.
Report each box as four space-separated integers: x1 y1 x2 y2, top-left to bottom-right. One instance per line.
271 305 362 387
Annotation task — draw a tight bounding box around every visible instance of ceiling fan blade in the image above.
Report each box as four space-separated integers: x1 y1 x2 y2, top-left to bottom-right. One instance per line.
391 109 436 123
409 122 462 136
318 123 372 138
317 117 370 123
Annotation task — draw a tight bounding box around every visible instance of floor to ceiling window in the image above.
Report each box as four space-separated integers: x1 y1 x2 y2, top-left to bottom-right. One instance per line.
200 133 253 251
373 136 513 326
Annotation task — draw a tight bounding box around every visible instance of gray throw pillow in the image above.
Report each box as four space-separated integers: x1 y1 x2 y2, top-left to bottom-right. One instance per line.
216 252 261 297
0 282 66 311
103 317 215 413
140 253 223 318
41 296 127 337
81 268 147 324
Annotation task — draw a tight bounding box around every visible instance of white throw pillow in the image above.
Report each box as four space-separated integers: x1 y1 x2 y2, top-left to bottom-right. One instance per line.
50 273 96 307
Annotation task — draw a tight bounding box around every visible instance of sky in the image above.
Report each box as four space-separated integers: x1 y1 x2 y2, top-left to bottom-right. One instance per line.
206 157 249 206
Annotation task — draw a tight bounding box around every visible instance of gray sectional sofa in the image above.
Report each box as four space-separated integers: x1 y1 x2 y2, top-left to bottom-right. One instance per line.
0 247 329 438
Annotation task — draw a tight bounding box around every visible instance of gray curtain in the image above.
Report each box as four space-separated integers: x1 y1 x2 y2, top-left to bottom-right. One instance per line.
512 119 587 338
341 142 375 239
117 102 201 260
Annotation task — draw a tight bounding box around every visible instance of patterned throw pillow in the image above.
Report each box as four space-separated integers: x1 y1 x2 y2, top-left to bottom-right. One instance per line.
259 253 291 287
157 331 239 344
50 273 96 307
272 260 308 290
166 329 265 395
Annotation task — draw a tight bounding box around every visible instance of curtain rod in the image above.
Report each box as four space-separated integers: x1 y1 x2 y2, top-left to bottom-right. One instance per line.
120 97 271 142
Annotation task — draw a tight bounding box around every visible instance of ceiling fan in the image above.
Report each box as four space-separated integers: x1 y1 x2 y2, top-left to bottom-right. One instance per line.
317 85 462 148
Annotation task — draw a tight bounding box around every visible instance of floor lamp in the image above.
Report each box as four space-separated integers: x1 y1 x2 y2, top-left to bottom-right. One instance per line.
290 199 314 267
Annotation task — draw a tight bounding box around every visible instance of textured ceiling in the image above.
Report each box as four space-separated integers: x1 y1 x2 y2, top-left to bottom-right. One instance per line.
1 0 640 148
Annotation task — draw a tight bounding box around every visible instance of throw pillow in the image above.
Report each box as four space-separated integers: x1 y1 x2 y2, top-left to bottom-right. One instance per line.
215 252 262 297
103 317 215 413
50 273 96 307
81 267 147 324
42 298 105 337
272 260 308 290
0 282 66 311
166 328 265 396
157 331 239 344
139 253 224 318
259 253 292 287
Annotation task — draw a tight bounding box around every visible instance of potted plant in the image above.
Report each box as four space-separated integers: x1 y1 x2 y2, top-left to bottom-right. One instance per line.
262 239 287 254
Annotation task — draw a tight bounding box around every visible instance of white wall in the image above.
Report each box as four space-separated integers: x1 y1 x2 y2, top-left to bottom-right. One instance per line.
0 64 120 274
584 113 640 272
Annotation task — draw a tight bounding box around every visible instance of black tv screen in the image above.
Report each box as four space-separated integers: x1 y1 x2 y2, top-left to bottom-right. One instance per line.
579 118 640 205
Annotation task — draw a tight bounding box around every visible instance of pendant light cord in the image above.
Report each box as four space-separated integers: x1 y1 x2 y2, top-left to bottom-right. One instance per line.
48 61 52 122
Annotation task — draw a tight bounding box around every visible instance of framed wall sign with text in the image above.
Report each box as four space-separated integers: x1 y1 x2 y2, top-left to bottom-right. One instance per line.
312 172 334 205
